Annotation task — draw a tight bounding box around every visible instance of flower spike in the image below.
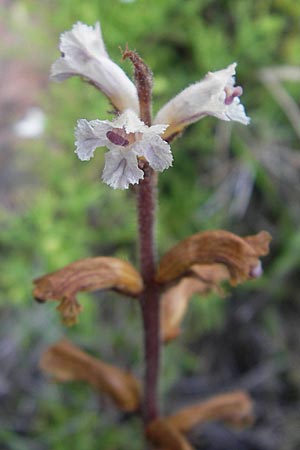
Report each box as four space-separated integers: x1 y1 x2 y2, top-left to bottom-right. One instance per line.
51 22 139 113
75 109 173 189
154 63 250 141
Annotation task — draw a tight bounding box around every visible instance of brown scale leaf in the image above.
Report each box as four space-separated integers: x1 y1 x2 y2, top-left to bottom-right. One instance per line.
146 418 195 450
40 339 141 412
156 230 271 285
146 391 253 449
33 257 143 325
166 391 254 433
161 264 229 342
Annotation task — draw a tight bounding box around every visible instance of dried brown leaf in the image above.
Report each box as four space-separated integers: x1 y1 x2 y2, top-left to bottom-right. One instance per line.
161 277 207 342
146 391 253 449
146 418 195 450
33 257 143 324
161 264 229 342
40 339 141 412
166 391 254 433
156 230 271 285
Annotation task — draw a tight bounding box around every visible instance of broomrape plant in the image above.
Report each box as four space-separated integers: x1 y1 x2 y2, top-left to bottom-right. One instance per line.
34 21 271 450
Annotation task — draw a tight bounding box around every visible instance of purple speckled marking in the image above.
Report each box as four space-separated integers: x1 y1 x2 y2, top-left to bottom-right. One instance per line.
106 131 129 147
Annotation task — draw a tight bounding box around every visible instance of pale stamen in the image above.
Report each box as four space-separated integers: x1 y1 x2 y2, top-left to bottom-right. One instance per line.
106 128 139 147
106 130 129 147
249 261 263 279
224 86 243 105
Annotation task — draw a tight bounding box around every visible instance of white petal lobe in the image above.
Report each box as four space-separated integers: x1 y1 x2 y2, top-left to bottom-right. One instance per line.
225 99 250 125
75 119 109 161
135 136 173 172
60 22 108 62
102 150 144 189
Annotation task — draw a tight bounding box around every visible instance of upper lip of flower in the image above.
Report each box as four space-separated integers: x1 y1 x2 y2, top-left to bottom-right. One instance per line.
50 22 139 114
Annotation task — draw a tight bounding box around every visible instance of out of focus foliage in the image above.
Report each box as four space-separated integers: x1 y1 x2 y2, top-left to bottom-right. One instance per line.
1 0 300 449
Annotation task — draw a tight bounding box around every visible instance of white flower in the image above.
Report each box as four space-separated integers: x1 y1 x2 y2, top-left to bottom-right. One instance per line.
75 109 173 189
154 63 250 140
51 22 139 114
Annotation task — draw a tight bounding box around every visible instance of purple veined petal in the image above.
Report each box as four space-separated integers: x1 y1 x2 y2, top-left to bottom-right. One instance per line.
75 119 111 161
102 149 144 189
134 135 173 172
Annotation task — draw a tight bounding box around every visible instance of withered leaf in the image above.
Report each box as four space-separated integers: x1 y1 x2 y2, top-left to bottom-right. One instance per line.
156 230 271 285
161 264 229 342
146 391 253 449
146 418 195 450
33 257 143 324
166 391 254 433
40 339 141 412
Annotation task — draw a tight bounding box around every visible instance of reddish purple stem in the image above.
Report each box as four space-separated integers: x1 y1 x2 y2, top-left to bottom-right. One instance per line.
137 166 160 424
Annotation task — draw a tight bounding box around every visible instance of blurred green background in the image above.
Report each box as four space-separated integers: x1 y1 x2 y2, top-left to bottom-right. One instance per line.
1 0 300 449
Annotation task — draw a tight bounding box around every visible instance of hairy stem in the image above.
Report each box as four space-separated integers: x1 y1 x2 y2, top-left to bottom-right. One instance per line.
137 165 160 424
